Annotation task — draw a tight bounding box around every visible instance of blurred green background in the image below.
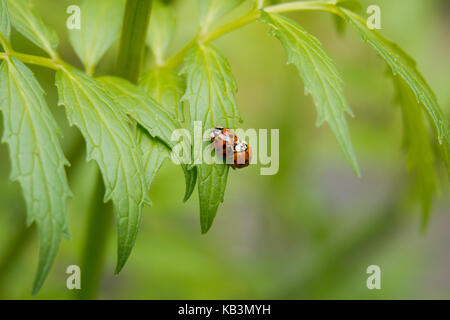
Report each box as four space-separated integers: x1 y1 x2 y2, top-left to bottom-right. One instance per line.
0 0 449 299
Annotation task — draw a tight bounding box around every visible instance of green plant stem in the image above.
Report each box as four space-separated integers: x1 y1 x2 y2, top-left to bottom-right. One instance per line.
115 0 153 83
265 0 338 14
165 0 336 68
76 171 113 300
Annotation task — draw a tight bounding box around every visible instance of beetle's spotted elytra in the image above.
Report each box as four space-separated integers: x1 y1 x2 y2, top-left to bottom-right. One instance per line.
210 126 238 161
210 126 251 169
232 140 251 169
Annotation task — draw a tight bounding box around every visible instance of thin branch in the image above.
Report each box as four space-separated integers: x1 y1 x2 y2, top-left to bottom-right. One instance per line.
0 51 61 69
164 0 337 68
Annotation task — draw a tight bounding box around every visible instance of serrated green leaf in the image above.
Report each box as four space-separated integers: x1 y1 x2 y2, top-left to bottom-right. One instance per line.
0 57 71 294
182 43 241 233
139 67 197 200
69 0 125 73
99 75 196 201
5 0 58 57
139 66 197 200
261 12 360 176
99 76 180 149
55 67 145 274
199 0 245 30
198 163 229 233
0 0 11 42
140 67 185 122
393 75 437 229
147 0 175 64
182 44 241 129
338 7 450 172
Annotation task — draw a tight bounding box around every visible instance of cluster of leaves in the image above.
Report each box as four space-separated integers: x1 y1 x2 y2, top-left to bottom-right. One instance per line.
0 0 448 294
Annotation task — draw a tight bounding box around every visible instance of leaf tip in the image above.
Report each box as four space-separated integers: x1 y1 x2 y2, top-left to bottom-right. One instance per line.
201 223 213 234
114 258 126 275
420 214 430 235
31 286 40 296
350 158 361 178
31 271 45 296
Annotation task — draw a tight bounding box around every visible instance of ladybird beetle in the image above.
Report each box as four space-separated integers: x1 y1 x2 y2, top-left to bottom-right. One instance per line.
232 140 251 169
210 126 251 168
210 126 238 161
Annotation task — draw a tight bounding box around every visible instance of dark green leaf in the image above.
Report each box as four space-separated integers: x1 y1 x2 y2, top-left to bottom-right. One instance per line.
338 7 450 173
261 12 360 176
393 76 438 229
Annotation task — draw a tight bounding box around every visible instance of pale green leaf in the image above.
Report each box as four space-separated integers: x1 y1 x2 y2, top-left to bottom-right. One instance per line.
199 0 245 30
69 0 125 73
338 7 450 172
147 0 175 64
0 0 11 42
0 58 70 294
5 0 58 57
99 76 196 201
393 75 437 229
140 67 185 122
261 12 360 176
182 43 241 233
55 67 145 273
